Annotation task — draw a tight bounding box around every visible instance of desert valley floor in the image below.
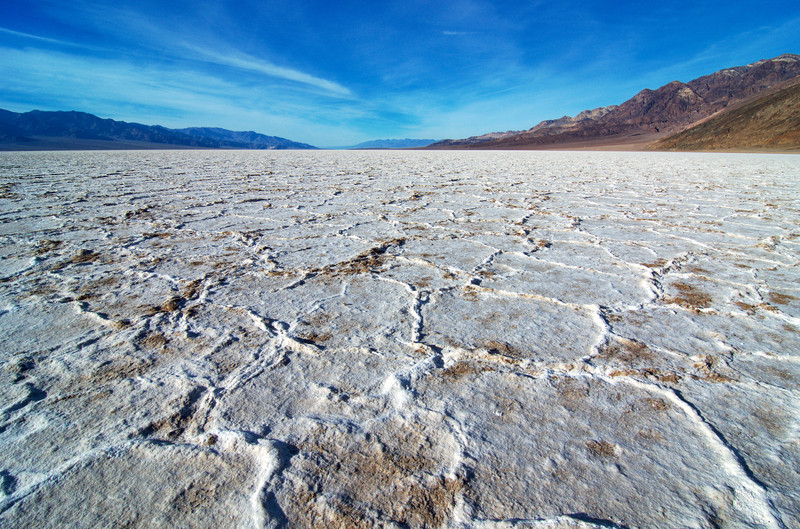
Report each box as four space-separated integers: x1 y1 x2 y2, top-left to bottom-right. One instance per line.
0 150 798 528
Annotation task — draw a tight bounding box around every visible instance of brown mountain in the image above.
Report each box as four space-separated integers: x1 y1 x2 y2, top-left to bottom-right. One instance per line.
650 77 800 151
428 54 800 150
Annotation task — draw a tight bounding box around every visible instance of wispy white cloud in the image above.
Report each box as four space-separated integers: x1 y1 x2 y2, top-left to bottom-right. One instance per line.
0 26 100 50
182 45 353 98
7 3 354 100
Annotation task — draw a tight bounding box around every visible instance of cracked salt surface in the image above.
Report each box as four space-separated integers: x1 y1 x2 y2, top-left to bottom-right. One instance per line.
0 150 798 528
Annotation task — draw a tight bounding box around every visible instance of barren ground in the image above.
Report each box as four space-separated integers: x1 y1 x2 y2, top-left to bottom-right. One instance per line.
0 150 798 528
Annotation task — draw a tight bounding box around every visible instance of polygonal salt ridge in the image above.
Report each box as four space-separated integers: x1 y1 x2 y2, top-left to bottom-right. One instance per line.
462 516 632 528
418 369 783 528
379 258 467 295
0 439 258 529
606 303 800 360
206 343 419 422
380 352 446 409
474 254 654 309
625 379 785 529
266 237 408 278
586 306 797 389
436 341 591 382
266 413 465 528
588 331 737 386
422 285 604 368
286 276 417 356
673 378 800 521
559 242 679 278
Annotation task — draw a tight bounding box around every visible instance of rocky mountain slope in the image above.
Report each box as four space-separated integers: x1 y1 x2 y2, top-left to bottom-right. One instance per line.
0 110 316 150
651 77 800 151
429 54 800 150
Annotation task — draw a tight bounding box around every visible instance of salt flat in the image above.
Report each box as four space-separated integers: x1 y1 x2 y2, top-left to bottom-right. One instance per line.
0 150 798 528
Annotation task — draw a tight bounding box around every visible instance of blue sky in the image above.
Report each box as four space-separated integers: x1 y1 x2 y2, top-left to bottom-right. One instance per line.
2 1 799 147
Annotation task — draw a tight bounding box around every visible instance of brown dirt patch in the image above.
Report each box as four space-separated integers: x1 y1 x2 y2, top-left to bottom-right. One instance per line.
598 337 654 364
319 238 406 277
586 440 618 458
142 332 168 350
160 296 185 313
769 292 798 305
35 239 63 255
734 301 758 314
664 282 712 310
481 340 525 359
643 398 670 411
182 279 204 300
82 357 153 385
638 429 666 443
70 249 102 264
642 259 668 269
691 355 737 383
441 361 484 380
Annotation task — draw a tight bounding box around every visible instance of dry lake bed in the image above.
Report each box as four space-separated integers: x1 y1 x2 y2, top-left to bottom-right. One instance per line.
0 150 798 528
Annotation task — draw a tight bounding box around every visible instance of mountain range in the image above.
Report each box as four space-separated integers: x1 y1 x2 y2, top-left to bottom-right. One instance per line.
0 110 316 150
650 76 800 151
345 138 438 149
428 54 800 151
2 54 798 152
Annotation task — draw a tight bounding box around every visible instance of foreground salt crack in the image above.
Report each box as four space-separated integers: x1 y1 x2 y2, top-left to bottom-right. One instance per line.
0 150 798 528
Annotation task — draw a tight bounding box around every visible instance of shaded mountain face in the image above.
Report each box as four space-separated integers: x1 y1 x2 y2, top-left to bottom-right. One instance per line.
651 78 800 151
0 110 316 150
3 111 206 145
429 54 800 149
174 127 315 149
0 110 32 142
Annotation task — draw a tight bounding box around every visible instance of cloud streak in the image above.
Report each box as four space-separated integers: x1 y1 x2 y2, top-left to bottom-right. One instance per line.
4 4 353 99
183 45 353 98
0 26 99 50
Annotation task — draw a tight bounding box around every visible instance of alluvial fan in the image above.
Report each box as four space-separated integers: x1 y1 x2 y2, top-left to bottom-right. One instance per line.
0 149 798 528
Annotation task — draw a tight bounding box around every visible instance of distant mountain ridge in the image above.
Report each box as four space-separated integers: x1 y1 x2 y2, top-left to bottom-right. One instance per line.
429 54 800 150
0 109 316 150
346 138 438 149
174 127 314 149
